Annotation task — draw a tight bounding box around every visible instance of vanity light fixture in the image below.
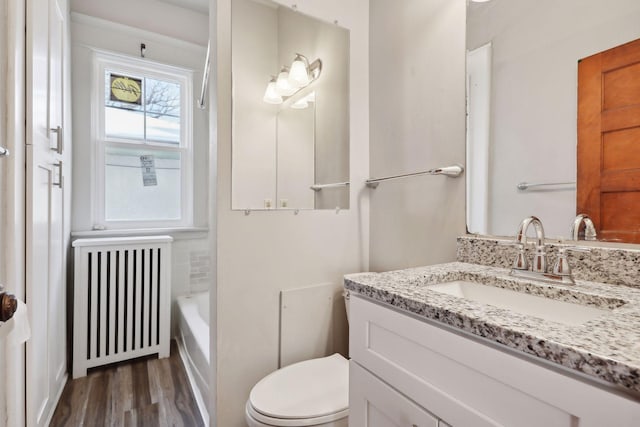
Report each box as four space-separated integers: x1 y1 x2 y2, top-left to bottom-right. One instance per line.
263 53 322 105
289 54 311 87
275 66 297 96
291 98 309 109
263 76 283 104
291 91 315 109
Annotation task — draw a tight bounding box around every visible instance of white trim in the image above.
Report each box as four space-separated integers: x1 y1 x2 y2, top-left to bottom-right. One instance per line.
70 12 207 51
466 43 492 235
71 227 208 239
71 235 173 247
92 51 195 229
42 373 68 427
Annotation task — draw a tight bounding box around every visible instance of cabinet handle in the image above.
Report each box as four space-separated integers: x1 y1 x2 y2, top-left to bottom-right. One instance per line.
53 161 63 189
50 126 63 154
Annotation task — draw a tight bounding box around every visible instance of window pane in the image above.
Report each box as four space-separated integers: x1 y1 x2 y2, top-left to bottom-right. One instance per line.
105 145 181 221
105 71 145 140
145 78 181 144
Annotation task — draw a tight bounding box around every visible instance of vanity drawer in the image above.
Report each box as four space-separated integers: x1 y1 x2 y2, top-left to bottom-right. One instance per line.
350 361 440 427
349 295 640 427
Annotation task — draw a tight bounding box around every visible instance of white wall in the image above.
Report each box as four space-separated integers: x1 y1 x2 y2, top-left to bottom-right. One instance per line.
466 0 640 238
215 0 369 424
70 0 208 45
369 0 467 271
69 10 212 328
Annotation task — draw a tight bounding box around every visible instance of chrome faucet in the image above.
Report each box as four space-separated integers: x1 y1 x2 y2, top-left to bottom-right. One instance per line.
502 216 585 285
514 216 547 273
570 214 597 241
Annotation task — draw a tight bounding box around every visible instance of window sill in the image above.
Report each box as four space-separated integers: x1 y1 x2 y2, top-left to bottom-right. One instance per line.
71 227 209 241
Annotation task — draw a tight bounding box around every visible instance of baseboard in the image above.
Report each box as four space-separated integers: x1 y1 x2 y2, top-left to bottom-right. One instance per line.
43 372 68 427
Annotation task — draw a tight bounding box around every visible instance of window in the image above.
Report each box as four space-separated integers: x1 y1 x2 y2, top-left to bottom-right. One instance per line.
94 52 193 228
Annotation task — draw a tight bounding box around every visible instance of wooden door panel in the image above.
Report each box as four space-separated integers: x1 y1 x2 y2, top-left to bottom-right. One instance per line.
600 170 640 192
578 37 640 243
602 128 640 171
602 62 640 110
602 104 640 131
602 39 640 70
601 192 640 230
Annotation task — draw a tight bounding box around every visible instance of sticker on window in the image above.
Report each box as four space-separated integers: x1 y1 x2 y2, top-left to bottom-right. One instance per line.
110 74 142 105
140 155 158 186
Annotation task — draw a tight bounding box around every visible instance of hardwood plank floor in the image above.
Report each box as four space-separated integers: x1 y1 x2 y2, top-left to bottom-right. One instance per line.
51 340 205 427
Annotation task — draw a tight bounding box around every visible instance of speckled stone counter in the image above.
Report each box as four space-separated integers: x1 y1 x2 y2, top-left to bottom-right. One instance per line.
457 235 640 288
344 262 640 395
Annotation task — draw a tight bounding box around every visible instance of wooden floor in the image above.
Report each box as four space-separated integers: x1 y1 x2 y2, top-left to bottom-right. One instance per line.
50 340 205 427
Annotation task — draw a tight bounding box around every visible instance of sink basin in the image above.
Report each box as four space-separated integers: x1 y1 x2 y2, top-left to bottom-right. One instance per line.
428 281 612 326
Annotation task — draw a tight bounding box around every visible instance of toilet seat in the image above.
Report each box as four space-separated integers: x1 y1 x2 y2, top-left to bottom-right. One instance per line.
246 354 349 427
246 401 348 427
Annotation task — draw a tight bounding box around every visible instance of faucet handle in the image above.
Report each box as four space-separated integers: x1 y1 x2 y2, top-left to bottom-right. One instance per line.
498 240 528 270
552 246 590 276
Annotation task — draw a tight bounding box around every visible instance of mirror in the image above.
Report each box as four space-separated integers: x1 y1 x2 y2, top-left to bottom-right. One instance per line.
231 0 350 210
466 0 640 241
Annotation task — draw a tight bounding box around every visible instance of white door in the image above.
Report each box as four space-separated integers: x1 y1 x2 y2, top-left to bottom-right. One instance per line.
26 0 67 424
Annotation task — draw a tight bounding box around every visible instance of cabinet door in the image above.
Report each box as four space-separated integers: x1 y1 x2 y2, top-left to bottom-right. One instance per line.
26 0 68 425
350 296 640 427
350 361 440 427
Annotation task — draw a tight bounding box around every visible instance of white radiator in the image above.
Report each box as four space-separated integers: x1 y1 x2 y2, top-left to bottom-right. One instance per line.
72 236 172 378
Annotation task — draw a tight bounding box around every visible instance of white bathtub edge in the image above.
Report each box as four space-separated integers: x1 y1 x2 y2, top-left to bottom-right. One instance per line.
176 334 210 426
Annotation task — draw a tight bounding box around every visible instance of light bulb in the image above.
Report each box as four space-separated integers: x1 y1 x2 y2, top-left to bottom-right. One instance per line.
306 91 316 103
289 55 310 88
263 79 283 104
276 68 297 96
291 98 309 109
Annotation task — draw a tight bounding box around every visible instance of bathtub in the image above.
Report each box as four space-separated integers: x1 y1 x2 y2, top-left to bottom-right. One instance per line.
177 292 210 420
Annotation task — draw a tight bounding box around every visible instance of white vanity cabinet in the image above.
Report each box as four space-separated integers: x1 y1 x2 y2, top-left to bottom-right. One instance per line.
348 295 640 427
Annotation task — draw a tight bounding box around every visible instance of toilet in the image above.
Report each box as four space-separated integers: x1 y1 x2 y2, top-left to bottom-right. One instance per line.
245 292 351 427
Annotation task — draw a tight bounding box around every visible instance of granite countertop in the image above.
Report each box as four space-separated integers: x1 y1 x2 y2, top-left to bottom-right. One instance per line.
344 262 640 395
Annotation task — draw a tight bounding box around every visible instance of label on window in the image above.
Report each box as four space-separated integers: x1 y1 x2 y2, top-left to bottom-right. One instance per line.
110 74 142 105
140 155 158 186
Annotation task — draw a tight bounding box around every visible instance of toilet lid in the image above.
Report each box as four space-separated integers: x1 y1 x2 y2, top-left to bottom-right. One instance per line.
249 353 349 420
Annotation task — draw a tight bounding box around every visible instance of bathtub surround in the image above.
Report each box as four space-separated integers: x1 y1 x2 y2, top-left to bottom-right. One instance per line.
189 250 212 290
170 239 211 334
177 292 210 423
458 235 640 289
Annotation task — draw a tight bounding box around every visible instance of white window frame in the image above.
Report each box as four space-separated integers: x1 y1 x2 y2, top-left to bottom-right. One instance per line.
92 51 194 229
